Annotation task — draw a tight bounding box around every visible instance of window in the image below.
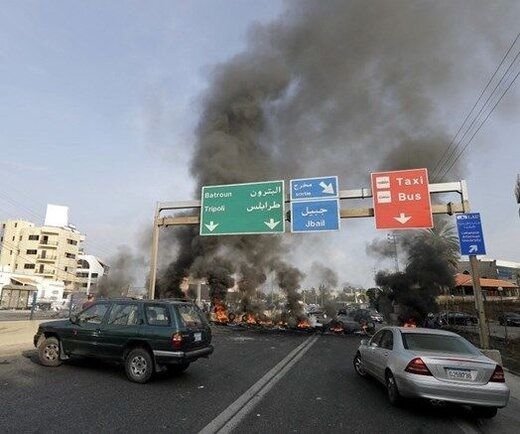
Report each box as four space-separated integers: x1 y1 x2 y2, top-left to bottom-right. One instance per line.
91 273 98 278
14 222 17 228
401 333 479 355
108 303 139 326
177 304 206 327
370 330 384 347
145 305 170 326
380 330 394 350
82 283 88 287
78 303 109 324
65 253 76 259
28 235 39 241
12 236 15 241
67 239 78 246
24 264 35 269
26 249 37 255
76 272 89 278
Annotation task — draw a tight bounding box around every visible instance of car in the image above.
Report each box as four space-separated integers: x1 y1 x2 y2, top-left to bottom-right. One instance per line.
353 327 509 418
369 309 384 323
498 312 520 327
34 298 213 383
436 311 478 326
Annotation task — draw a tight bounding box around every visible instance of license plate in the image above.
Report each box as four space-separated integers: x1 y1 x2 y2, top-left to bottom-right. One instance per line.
447 369 473 381
194 332 202 342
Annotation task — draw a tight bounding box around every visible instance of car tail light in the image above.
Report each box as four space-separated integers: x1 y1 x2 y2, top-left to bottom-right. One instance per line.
405 358 432 376
172 333 183 350
490 365 505 383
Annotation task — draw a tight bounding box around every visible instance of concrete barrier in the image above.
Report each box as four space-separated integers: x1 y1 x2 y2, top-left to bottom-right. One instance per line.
0 320 52 357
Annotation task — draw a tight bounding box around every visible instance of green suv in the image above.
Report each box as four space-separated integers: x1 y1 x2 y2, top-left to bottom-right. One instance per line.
34 299 213 383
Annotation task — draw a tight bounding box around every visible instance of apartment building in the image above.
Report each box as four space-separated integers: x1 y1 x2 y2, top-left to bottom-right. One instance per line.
0 205 85 291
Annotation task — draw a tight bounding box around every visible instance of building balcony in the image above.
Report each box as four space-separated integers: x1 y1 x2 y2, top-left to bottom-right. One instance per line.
36 269 55 277
39 241 58 248
36 255 57 262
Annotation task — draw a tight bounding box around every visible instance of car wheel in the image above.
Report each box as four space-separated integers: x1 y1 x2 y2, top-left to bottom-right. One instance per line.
37 336 62 367
168 362 190 375
473 406 498 419
125 348 154 383
353 353 367 377
386 372 401 406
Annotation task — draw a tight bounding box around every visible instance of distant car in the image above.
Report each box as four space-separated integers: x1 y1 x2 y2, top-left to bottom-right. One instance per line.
369 309 384 323
498 312 520 327
353 327 509 418
436 311 478 326
34 299 213 383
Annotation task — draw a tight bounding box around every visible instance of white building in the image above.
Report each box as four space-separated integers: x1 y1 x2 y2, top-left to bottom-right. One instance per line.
76 254 109 294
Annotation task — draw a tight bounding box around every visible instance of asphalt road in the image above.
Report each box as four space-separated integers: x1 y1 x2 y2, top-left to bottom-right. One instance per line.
0 326 519 434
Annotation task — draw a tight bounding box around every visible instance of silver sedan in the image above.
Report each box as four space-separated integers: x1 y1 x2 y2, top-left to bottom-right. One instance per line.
353 327 510 418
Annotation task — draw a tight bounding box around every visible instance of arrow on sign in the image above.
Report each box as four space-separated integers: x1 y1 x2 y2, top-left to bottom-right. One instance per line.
204 221 219 232
264 218 280 230
469 245 478 253
319 181 335 195
394 213 412 225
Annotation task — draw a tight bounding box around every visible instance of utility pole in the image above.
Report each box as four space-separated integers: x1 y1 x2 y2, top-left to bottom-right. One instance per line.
148 202 160 300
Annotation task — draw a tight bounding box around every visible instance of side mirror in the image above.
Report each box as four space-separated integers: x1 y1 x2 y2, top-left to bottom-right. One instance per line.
70 314 79 324
370 342 378 348
360 339 368 346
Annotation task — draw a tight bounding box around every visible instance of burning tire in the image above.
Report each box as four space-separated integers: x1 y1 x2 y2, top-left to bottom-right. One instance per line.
37 336 62 367
125 348 153 383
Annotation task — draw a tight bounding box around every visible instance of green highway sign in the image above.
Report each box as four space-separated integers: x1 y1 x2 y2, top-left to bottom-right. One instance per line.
200 181 285 236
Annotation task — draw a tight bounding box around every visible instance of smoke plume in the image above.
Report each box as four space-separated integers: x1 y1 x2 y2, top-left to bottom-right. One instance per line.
157 1 516 312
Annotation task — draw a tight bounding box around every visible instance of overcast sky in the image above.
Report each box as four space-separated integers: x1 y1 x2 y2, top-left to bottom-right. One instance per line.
1 1 519 288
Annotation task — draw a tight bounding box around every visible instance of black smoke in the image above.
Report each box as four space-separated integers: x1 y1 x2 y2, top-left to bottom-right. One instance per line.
156 1 516 310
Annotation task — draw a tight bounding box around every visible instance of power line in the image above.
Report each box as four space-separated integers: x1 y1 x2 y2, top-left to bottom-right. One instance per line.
432 31 520 181
438 67 520 180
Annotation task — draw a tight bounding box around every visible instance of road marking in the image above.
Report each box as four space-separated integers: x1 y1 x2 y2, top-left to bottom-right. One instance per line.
199 335 319 434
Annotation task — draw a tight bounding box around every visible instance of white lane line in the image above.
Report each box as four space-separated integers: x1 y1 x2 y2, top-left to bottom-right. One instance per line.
199 335 319 434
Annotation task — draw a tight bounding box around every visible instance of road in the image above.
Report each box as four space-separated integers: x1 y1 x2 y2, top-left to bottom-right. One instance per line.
0 326 519 433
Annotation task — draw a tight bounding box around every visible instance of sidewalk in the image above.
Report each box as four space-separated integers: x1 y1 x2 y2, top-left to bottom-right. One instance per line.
0 319 51 357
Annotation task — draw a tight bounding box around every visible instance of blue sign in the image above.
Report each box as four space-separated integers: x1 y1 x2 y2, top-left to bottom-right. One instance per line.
290 176 339 201
291 199 340 233
456 213 486 256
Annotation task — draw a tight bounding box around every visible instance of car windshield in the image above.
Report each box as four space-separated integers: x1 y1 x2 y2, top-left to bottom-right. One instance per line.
401 333 479 355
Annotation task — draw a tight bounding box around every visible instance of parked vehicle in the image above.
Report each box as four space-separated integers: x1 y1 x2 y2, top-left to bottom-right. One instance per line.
34 298 213 383
498 312 520 327
435 311 478 326
353 327 509 418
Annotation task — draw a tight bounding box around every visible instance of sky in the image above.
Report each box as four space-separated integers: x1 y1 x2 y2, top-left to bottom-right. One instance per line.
1 1 519 288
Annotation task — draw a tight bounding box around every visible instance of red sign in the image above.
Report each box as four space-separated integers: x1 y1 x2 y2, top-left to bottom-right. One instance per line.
371 168 433 229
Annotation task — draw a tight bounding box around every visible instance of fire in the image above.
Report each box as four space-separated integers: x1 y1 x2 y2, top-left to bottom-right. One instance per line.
214 301 229 323
243 313 257 325
329 322 344 333
297 318 311 329
403 318 417 328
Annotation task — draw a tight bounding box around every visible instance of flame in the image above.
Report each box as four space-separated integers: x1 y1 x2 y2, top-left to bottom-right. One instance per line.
243 313 257 325
214 301 229 323
403 318 417 328
297 318 311 329
329 322 344 333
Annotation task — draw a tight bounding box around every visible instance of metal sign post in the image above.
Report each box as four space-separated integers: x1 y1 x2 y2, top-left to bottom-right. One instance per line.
456 212 489 349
